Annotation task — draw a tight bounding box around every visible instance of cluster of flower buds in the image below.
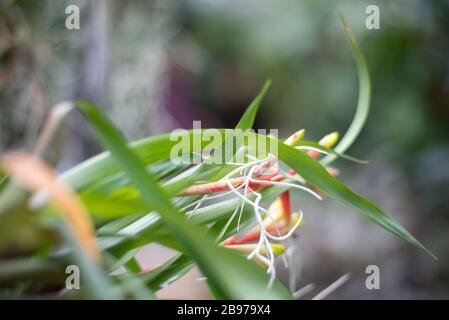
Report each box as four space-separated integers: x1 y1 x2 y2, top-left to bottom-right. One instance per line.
221 130 339 250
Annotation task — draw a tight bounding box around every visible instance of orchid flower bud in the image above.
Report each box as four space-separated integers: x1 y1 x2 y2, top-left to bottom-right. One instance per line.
319 131 339 148
308 131 339 159
284 129 305 147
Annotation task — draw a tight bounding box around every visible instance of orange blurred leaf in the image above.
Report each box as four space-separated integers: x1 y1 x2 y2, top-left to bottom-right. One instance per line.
0 152 99 260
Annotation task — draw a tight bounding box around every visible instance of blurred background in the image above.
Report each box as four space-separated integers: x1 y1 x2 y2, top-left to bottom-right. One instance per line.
1 0 448 299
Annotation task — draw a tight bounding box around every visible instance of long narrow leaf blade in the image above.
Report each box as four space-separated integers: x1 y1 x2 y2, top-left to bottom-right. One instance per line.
276 141 435 258
321 14 371 166
76 102 292 299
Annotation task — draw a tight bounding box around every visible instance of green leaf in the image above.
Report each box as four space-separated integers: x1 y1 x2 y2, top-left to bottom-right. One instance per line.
58 221 122 299
60 133 185 192
275 140 435 259
211 79 271 181
235 79 271 130
96 185 284 256
104 253 155 300
76 102 292 299
140 253 194 292
321 14 371 166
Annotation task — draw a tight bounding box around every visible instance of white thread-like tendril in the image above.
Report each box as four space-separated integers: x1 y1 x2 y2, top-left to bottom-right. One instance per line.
179 152 321 287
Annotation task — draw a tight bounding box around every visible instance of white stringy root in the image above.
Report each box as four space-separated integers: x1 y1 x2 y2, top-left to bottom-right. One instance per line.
185 154 323 288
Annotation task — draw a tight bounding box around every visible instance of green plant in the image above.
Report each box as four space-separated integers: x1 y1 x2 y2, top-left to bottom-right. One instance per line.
0 16 433 300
